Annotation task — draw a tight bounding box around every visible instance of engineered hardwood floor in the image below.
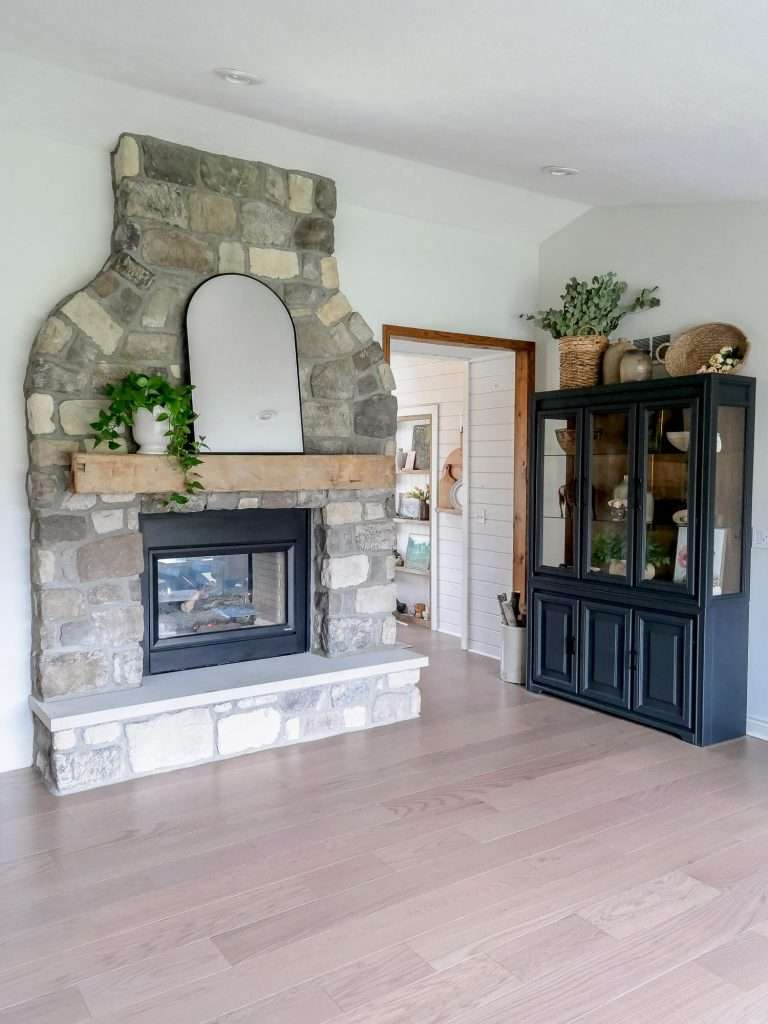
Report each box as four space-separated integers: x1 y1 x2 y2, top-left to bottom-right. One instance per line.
2 630 768 1022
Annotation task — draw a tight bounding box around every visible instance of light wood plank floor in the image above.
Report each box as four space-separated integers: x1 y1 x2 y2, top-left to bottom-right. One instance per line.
2 630 768 1023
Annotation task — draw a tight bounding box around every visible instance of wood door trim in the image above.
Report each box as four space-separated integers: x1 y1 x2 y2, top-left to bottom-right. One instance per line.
383 324 535 603
383 324 534 360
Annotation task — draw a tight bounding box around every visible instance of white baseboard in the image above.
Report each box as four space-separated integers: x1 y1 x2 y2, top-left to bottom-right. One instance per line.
747 716 768 741
467 645 501 661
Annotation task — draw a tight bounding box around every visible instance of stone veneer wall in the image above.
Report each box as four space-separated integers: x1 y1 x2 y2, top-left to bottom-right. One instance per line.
35 667 420 793
24 134 399 706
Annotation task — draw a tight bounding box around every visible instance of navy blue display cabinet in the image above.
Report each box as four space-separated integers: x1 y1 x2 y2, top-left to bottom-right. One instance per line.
527 373 755 745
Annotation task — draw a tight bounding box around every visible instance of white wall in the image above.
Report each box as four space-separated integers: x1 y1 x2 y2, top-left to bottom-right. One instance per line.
540 203 768 737
468 355 517 658
0 52 582 772
391 353 466 636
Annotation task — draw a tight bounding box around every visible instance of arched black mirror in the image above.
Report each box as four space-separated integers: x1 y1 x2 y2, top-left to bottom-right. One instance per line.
186 274 304 453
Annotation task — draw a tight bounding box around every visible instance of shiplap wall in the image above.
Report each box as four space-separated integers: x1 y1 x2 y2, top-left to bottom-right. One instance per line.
468 354 516 658
391 354 466 636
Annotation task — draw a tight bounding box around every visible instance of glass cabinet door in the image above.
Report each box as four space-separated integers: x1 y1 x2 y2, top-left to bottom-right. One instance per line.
536 411 580 574
585 407 635 582
712 405 746 596
638 401 697 592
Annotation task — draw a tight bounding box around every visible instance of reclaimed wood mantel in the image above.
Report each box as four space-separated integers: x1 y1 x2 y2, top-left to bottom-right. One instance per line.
71 453 395 495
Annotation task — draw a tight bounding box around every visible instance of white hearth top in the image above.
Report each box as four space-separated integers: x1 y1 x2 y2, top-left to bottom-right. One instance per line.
31 647 428 731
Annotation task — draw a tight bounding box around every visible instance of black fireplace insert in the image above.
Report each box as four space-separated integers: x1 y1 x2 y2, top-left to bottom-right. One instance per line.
140 508 310 674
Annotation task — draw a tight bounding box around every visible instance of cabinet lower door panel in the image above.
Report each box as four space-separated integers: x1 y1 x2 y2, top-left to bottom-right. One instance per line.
634 610 694 729
580 601 631 709
531 592 577 692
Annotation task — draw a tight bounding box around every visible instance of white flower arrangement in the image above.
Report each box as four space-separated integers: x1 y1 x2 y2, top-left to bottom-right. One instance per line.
697 345 743 374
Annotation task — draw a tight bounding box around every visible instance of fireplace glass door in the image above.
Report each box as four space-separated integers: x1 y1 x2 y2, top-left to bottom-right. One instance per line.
141 509 310 674
156 549 288 639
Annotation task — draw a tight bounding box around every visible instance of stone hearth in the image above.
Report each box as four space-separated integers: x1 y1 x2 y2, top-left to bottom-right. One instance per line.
31 650 425 793
24 134 421 793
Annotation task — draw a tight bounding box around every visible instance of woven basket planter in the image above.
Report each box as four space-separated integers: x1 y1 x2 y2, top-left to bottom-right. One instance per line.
558 335 608 389
665 323 749 377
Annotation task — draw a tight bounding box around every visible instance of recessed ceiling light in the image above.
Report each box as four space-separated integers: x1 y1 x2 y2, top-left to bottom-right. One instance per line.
542 165 579 177
214 68 264 86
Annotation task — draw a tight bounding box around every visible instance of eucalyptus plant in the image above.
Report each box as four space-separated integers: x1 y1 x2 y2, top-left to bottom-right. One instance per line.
89 373 206 506
522 272 660 339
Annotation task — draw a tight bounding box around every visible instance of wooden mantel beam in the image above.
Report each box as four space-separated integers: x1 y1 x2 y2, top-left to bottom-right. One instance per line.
71 453 395 495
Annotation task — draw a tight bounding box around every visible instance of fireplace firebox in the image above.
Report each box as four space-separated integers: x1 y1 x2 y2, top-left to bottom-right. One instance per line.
140 509 310 674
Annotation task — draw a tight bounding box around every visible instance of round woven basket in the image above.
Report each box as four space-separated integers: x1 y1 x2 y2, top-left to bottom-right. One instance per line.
665 323 749 377
559 335 608 388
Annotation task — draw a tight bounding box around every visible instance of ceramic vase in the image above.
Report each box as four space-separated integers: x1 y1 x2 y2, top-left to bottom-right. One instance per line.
603 339 633 384
132 406 170 455
645 489 655 524
619 348 653 383
613 475 629 503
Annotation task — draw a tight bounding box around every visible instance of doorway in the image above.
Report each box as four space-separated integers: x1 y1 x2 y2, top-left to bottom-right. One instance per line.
385 325 534 660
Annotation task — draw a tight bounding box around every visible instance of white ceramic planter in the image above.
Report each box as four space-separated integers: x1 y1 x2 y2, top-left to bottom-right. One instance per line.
132 406 170 455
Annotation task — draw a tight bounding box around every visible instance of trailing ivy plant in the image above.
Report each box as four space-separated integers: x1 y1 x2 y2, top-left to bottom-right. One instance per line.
522 272 660 339
89 373 206 506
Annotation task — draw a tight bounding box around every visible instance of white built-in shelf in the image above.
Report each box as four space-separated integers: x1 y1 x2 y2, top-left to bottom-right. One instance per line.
396 469 430 476
436 506 462 515
393 516 430 525
395 566 430 577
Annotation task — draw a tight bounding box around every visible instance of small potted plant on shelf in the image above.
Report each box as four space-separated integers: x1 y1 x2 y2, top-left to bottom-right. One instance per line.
408 485 430 521
89 372 206 505
522 272 660 389
591 531 626 575
644 539 673 581
592 530 673 580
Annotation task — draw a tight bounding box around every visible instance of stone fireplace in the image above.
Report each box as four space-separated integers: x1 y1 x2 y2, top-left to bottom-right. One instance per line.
25 134 424 793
